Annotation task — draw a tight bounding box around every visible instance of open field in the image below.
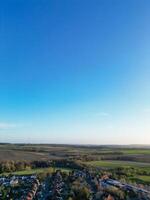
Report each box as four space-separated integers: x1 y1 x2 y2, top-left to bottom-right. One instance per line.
84 160 150 185
0 149 50 161
120 149 150 155
0 144 150 174
0 167 71 176
0 144 149 189
137 175 150 182
0 144 150 163
84 160 150 169
129 176 150 184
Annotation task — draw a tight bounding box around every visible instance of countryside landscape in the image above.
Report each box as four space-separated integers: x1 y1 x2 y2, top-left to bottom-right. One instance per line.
1 0 150 199
0 144 150 199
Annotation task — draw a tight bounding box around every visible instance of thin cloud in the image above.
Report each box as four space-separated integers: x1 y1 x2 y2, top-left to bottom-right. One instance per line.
96 112 111 117
0 122 22 129
143 108 150 113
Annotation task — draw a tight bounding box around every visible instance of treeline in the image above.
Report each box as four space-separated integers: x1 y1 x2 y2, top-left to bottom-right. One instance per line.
0 160 83 174
101 155 150 163
110 167 150 182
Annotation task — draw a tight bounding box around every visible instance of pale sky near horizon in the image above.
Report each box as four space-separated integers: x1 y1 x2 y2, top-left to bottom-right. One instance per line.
0 0 150 144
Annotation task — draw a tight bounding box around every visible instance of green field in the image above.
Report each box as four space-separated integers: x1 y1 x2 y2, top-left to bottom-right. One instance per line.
0 167 71 176
120 149 150 155
0 144 150 163
129 175 150 184
85 160 150 169
137 175 150 182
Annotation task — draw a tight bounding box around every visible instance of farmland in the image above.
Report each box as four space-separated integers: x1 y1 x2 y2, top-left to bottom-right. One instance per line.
0 144 150 199
0 167 70 176
0 144 150 162
0 144 150 182
84 160 150 169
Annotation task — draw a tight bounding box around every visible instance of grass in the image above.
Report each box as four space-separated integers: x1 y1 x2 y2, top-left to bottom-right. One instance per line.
85 160 150 169
129 175 150 184
120 149 150 155
0 167 71 176
137 175 150 182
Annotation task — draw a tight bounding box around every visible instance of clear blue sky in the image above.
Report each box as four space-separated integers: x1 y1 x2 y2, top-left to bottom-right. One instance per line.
0 0 150 144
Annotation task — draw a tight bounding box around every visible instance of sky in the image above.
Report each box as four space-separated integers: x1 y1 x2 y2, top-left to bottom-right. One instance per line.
0 0 150 144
